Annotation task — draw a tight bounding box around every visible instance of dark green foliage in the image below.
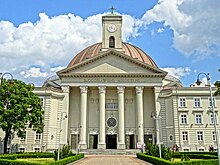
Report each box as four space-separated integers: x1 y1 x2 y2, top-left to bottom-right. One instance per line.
146 143 173 160
0 79 44 153
54 145 75 161
180 154 190 161
214 81 220 96
174 153 218 159
137 153 218 165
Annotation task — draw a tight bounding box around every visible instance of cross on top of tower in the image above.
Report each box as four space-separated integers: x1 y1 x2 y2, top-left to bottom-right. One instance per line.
109 6 116 14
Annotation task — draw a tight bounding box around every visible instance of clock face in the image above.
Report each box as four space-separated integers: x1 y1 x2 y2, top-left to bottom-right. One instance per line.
107 117 117 128
107 24 116 33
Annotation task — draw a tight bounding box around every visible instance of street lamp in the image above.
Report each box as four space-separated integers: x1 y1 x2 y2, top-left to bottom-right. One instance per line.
151 111 162 158
57 112 67 160
195 73 220 165
0 72 14 86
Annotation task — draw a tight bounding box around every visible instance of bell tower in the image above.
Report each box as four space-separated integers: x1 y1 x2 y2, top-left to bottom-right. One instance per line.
101 9 122 51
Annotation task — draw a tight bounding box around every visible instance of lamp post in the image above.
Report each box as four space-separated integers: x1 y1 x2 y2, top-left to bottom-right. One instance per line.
151 111 162 158
57 112 67 160
0 72 14 86
195 73 220 165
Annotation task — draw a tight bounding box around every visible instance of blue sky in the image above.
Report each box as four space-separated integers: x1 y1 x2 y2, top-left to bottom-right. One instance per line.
0 0 219 86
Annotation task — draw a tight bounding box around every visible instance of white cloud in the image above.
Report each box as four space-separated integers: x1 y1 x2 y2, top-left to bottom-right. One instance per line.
162 67 191 79
20 67 48 78
157 28 164 33
142 0 220 58
0 12 140 86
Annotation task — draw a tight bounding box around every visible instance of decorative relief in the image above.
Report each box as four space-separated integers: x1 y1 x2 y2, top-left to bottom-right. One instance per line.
98 86 106 94
83 78 140 83
136 86 144 94
117 86 125 94
80 86 88 93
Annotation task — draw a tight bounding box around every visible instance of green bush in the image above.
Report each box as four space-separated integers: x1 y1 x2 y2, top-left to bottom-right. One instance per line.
146 143 174 160
54 145 75 161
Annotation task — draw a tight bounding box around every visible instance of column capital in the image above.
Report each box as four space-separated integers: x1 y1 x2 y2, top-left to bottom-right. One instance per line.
154 86 162 93
62 86 70 93
136 86 144 94
117 86 125 94
98 86 106 94
80 86 88 93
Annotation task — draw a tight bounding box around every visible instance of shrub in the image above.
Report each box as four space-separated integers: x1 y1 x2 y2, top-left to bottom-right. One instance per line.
54 145 75 161
146 143 174 161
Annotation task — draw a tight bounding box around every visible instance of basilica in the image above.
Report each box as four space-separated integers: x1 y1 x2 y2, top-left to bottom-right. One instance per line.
1 12 220 153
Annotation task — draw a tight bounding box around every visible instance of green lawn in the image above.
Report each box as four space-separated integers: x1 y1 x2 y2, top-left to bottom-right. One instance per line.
17 158 55 164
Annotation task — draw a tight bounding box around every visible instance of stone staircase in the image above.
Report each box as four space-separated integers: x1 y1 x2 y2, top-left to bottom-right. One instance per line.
74 149 142 155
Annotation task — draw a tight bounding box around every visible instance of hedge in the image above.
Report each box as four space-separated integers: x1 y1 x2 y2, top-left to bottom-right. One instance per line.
48 154 84 165
0 152 54 160
0 153 84 165
137 153 219 165
174 153 218 159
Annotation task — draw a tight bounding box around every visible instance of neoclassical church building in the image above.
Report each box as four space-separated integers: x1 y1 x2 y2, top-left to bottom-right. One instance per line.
1 12 220 153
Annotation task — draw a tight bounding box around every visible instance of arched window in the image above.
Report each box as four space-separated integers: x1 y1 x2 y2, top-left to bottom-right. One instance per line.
109 36 115 48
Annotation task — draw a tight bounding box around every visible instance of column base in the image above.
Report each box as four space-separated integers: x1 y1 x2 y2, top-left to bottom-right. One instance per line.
98 143 106 149
117 143 125 149
79 143 87 149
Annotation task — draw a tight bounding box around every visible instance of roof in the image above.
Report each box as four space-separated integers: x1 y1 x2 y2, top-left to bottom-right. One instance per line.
67 42 158 68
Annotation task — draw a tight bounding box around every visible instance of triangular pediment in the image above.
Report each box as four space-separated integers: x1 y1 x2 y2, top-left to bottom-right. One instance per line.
58 50 167 76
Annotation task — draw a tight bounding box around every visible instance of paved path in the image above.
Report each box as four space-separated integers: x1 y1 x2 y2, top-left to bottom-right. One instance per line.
71 155 152 165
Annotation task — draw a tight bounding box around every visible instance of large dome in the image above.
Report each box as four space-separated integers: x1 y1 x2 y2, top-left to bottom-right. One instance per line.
68 42 158 68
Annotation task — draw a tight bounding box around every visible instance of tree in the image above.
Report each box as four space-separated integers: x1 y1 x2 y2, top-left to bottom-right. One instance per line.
0 79 44 153
214 81 220 96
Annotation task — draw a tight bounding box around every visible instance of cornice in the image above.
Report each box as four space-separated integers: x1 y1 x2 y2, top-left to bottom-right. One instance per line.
60 73 165 78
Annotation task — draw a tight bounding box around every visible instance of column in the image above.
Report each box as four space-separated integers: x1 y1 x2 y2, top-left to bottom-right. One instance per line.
117 86 125 149
98 86 106 149
79 86 88 149
136 86 144 147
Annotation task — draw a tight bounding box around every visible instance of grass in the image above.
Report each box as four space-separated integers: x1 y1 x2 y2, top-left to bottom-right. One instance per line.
17 158 55 164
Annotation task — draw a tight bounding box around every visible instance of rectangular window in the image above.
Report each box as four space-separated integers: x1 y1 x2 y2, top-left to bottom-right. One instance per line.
35 133 41 140
210 113 218 124
34 147 40 152
183 148 189 152
179 98 186 107
105 103 118 110
213 131 216 141
180 114 187 124
197 131 203 141
209 97 215 107
195 114 202 124
194 98 201 107
19 147 25 152
199 148 204 151
182 131 188 141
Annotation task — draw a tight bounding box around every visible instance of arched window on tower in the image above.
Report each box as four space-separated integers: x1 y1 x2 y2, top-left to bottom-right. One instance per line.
109 36 115 48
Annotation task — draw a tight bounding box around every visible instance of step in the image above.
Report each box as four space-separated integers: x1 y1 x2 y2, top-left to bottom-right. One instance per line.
74 149 142 155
